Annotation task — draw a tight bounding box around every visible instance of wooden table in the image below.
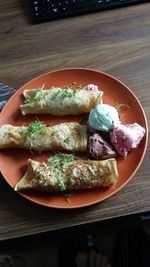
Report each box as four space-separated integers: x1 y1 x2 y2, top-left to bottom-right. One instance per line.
0 1 150 242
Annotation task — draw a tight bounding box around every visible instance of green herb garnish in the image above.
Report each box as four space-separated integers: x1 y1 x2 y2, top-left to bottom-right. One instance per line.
34 89 45 102
48 153 75 192
24 84 45 104
53 89 78 99
56 172 67 191
48 152 75 168
26 120 46 138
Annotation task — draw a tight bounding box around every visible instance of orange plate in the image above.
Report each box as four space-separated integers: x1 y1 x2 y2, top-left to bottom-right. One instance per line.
0 68 148 209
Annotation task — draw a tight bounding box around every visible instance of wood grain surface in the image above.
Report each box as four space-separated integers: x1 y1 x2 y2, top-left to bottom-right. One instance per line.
0 0 150 241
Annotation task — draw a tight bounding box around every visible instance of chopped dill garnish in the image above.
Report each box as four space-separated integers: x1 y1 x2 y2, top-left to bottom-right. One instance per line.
48 153 75 192
53 88 78 99
34 89 45 102
48 152 75 168
56 173 67 191
26 120 46 138
24 84 45 104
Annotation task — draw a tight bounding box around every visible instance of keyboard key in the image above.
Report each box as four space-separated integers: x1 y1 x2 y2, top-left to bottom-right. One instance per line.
97 0 103 4
52 7 58 13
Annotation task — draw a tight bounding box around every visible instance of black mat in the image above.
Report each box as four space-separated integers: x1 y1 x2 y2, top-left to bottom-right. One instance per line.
0 83 15 110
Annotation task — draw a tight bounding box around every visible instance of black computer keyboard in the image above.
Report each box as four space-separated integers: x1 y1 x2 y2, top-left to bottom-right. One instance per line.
31 0 147 22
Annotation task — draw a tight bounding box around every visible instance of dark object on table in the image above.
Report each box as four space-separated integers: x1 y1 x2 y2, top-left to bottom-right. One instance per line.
114 228 150 267
31 0 148 22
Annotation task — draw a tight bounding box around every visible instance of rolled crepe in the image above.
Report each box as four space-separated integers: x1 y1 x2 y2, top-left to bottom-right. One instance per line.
15 153 118 192
20 87 103 115
0 122 87 152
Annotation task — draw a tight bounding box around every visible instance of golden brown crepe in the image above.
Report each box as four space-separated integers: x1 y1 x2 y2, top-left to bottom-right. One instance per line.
20 87 103 116
0 122 87 152
15 153 118 192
